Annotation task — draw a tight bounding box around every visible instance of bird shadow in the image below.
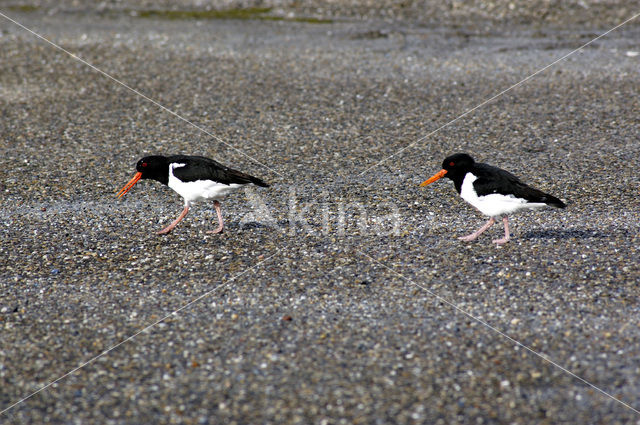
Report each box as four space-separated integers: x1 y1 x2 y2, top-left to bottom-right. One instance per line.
521 228 629 241
238 220 288 230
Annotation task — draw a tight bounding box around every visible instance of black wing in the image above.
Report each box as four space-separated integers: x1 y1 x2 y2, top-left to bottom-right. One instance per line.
472 163 565 208
169 155 269 187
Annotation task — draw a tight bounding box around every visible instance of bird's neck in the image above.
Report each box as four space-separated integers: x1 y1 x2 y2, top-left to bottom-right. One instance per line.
450 174 466 194
156 171 169 186
143 169 169 186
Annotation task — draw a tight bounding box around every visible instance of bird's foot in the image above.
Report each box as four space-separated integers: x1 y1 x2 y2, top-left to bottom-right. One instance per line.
207 226 224 234
492 237 509 245
458 233 479 242
156 206 189 235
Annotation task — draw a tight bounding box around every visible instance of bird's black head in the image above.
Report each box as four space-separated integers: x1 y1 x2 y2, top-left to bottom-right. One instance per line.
420 152 475 188
136 155 169 184
441 153 475 179
117 155 170 199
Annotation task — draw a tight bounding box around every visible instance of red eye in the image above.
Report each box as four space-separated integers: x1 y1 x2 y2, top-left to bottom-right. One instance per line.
142 162 148 167
449 161 455 166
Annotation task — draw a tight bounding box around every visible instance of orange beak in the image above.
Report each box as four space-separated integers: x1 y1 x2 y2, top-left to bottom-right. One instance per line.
419 169 447 186
117 172 142 198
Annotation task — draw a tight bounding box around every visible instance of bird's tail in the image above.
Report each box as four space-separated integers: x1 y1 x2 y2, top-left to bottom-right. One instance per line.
543 193 566 208
250 176 270 188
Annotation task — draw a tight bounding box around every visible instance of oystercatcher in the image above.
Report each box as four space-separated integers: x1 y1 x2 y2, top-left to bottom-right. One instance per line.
420 153 566 245
117 155 269 234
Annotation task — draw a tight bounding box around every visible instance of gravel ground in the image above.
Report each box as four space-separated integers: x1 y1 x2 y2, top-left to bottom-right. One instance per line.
1 2 640 424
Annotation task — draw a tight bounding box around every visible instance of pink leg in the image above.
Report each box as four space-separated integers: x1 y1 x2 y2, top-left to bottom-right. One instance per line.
157 205 189 235
459 217 495 242
207 200 224 234
492 216 510 245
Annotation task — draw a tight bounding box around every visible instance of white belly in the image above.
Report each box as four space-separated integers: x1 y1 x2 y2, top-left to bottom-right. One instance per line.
460 173 546 217
168 164 242 205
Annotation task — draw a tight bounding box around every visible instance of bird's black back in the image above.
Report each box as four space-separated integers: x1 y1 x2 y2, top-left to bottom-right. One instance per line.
168 155 269 187
471 162 566 208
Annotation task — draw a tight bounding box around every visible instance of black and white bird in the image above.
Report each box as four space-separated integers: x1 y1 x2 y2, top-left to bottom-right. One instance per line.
420 153 566 245
117 155 269 235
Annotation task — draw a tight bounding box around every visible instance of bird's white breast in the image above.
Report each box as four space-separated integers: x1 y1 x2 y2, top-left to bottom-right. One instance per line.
460 173 546 217
168 163 242 205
